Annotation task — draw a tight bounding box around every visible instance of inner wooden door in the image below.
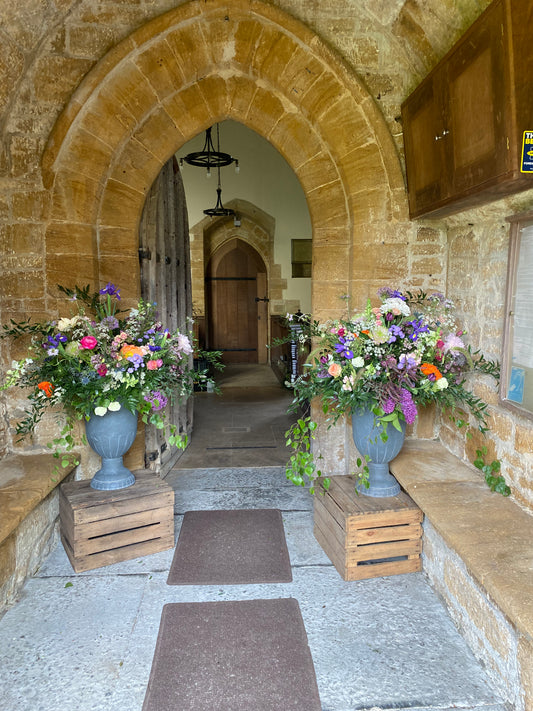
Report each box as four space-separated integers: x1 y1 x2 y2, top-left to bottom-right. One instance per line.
206 238 268 364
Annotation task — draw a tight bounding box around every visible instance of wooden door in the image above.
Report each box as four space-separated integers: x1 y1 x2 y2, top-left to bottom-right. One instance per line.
206 239 267 364
402 72 446 217
139 156 193 474
445 0 509 195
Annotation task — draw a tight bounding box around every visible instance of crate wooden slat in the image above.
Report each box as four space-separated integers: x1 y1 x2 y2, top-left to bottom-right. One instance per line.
314 475 423 581
60 470 175 573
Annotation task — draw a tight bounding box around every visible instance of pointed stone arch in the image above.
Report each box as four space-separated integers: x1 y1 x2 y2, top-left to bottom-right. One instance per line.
42 0 407 321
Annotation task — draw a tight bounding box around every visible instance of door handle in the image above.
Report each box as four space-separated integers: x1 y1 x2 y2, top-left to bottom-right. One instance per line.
255 297 270 302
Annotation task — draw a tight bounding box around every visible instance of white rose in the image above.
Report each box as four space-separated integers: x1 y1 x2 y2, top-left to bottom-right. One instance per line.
108 401 121 411
436 377 449 390
94 406 107 416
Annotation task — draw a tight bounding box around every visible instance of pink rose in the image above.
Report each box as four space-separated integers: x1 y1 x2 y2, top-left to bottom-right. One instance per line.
80 336 98 350
328 363 342 377
147 359 163 370
97 364 107 377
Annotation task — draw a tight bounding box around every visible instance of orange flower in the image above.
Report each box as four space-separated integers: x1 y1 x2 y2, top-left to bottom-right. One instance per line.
37 381 54 398
420 362 442 380
120 344 145 360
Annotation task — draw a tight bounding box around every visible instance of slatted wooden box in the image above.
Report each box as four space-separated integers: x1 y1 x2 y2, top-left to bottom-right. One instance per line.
314 475 423 581
60 470 174 573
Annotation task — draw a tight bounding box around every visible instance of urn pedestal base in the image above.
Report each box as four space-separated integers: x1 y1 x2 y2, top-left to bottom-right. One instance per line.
60 471 174 572
314 475 423 581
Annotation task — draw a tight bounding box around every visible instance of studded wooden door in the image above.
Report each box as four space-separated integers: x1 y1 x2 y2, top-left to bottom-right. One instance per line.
206 238 268 364
139 156 193 474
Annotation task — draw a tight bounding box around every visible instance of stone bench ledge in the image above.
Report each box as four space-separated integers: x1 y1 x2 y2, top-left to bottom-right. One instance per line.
0 454 78 545
390 439 533 643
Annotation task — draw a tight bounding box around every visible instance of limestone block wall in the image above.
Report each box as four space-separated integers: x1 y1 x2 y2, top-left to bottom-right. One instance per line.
0 0 532 511
423 519 526 709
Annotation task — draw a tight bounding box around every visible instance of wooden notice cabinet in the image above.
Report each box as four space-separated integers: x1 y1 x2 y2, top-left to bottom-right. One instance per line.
402 0 533 219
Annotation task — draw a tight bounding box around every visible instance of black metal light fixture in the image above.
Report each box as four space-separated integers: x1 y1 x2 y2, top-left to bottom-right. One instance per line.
180 124 239 178
203 165 235 218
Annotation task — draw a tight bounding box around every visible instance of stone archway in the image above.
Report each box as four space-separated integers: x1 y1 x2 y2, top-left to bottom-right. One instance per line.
41 0 409 472
42 0 407 323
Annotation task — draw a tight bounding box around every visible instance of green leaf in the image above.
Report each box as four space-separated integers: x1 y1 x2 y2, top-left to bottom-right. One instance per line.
64 582 73 588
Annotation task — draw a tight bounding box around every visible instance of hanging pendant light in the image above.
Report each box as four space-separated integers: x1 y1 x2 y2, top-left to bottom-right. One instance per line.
180 124 239 178
203 165 235 217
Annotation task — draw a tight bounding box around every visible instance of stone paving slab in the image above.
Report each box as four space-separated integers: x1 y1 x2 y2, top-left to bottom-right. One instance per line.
0 466 508 711
165 465 294 490
0 567 506 711
173 484 313 513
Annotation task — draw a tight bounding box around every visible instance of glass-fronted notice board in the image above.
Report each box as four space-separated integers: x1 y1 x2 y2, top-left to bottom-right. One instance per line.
502 210 533 417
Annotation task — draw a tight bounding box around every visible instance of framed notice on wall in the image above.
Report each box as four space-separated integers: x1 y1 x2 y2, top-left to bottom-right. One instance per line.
291 239 312 278
502 210 533 418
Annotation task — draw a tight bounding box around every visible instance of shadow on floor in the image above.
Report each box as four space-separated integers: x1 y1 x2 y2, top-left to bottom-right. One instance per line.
175 364 299 469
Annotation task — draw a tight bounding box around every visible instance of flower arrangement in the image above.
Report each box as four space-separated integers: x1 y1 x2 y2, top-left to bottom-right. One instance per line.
283 288 509 495
1 283 220 459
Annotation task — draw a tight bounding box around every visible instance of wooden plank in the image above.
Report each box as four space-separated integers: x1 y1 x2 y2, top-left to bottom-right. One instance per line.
313 523 349 580
62 534 175 573
69 506 173 541
314 498 347 550
60 471 170 507
345 507 422 532
68 491 174 526
344 557 422 582
349 522 422 545
313 489 349 532
69 519 174 557
346 539 422 563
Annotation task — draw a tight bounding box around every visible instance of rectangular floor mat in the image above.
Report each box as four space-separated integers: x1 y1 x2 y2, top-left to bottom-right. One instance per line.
142 598 322 711
167 508 292 585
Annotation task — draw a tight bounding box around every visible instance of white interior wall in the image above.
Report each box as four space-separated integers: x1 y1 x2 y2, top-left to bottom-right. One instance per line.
178 119 312 312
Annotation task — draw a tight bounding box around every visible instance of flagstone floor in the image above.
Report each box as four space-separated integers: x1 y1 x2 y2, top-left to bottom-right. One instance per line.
0 366 509 711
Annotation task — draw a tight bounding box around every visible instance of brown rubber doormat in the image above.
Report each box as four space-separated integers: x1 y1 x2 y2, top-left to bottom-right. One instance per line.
167 508 292 585
142 598 322 711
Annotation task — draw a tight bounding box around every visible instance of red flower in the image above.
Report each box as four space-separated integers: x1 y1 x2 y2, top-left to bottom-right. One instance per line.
97 364 107 377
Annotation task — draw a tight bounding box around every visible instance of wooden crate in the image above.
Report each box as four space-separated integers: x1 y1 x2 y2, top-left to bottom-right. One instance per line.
314 475 423 581
60 470 175 573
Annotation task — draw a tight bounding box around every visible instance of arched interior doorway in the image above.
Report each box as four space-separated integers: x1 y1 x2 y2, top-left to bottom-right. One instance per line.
206 238 268 364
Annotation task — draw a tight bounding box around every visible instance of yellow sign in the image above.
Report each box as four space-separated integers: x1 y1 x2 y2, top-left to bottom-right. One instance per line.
521 131 533 173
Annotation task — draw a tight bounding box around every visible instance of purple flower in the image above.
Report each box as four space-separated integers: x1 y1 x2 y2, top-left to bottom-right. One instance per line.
388 324 405 343
400 389 417 424
406 318 429 341
144 390 168 411
149 344 162 352
126 354 144 371
398 354 417 372
383 397 396 414
334 337 354 359
99 283 121 300
378 287 406 301
101 315 119 330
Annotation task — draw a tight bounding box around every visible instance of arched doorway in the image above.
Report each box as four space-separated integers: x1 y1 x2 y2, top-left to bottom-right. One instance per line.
42 0 407 473
206 239 268 364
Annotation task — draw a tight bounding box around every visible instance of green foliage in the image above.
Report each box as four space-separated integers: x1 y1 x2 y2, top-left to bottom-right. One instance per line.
285 416 371 495
473 447 511 496
285 418 328 495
